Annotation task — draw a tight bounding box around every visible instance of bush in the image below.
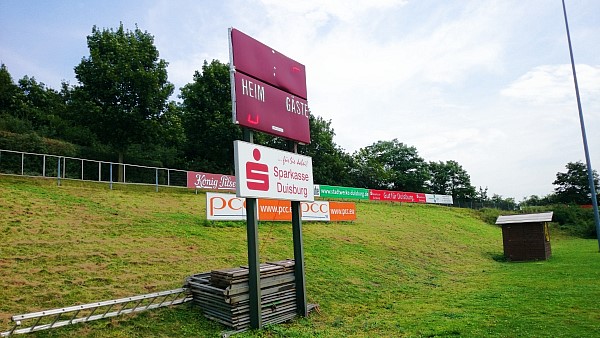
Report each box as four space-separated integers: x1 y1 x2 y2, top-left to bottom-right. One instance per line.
0 130 78 156
478 208 514 225
552 204 597 238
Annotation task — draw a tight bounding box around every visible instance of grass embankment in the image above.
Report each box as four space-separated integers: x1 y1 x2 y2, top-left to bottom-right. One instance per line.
1 176 599 337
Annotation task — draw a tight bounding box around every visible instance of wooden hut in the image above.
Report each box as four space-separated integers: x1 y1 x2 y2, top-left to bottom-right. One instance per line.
495 212 553 261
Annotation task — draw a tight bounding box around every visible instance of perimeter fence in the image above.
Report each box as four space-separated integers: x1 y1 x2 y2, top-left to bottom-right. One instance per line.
0 148 188 189
0 148 518 211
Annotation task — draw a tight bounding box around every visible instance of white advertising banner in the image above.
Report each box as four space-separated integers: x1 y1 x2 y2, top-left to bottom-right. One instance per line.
300 201 330 221
206 192 247 220
234 140 314 202
425 194 454 205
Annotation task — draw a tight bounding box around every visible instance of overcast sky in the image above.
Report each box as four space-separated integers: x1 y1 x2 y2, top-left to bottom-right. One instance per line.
1 0 599 201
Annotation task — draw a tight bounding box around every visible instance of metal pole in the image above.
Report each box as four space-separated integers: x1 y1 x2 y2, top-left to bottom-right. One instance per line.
43 155 46 177
21 152 24 175
110 164 113 190
57 157 61 186
288 141 308 317
243 128 262 329
562 0 600 250
155 169 159 192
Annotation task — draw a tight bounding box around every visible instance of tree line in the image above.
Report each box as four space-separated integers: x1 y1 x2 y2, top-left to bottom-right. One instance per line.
3 23 589 211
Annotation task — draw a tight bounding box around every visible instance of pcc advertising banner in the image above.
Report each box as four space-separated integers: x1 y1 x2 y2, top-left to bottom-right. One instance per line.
206 192 355 222
234 141 314 202
187 171 236 191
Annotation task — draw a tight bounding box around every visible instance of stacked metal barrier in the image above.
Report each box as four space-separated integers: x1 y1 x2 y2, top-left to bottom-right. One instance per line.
185 260 297 329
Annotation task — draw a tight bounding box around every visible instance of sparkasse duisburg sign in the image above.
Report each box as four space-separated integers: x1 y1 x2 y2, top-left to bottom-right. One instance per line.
234 141 314 202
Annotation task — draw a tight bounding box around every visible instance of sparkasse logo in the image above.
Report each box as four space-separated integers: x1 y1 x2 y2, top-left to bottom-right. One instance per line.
245 148 269 191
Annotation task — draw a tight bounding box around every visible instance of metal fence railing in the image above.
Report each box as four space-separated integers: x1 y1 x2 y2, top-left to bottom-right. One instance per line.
0 149 188 190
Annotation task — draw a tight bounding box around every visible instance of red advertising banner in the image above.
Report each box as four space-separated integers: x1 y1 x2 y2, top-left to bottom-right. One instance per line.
369 189 426 203
187 171 236 191
230 28 307 99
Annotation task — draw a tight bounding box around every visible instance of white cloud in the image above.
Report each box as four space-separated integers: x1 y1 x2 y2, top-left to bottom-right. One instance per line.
501 64 600 107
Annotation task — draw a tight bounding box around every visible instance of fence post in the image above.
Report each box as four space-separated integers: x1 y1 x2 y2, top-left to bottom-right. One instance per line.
155 169 159 192
43 155 46 177
57 157 61 186
21 152 24 175
110 163 113 190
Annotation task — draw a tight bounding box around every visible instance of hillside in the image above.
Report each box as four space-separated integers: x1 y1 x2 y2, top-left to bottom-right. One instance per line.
1 176 599 337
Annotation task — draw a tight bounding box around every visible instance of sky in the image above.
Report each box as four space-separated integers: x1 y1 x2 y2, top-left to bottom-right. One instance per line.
1 0 599 201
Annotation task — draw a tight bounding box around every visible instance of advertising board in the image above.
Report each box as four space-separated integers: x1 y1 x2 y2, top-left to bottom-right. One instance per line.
329 202 358 221
234 141 314 202
206 192 247 220
258 199 330 222
369 189 427 203
187 171 236 190
232 72 310 144
425 194 454 205
316 185 369 200
206 193 355 222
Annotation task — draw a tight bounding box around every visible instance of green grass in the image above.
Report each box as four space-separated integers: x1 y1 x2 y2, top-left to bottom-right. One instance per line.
1 176 600 337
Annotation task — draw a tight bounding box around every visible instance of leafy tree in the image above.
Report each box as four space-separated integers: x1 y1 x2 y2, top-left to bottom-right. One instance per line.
179 60 240 174
352 139 429 191
73 23 174 178
428 160 476 200
0 64 22 116
520 194 556 207
476 186 489 203
490 194 517 210
553 161 599 205
16 76 69 138
0 64 30 133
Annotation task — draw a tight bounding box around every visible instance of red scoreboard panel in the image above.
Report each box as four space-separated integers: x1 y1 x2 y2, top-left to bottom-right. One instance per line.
229 28 310 144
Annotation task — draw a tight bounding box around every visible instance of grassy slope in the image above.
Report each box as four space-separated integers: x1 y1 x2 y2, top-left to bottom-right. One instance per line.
1 176 599 337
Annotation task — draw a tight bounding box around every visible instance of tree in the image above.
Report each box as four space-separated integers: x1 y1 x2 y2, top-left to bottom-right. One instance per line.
0 64 21 117
428 160 476 201
352 139 429 191
553 161 599 205
73 24 174 179
179 60 240 174
0 64 30 133
16 76 69 139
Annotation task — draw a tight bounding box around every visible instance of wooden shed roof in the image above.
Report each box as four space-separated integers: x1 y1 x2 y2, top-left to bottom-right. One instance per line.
495 212 553 225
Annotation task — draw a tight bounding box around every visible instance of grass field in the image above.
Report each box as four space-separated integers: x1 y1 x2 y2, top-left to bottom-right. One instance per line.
1 176 600 337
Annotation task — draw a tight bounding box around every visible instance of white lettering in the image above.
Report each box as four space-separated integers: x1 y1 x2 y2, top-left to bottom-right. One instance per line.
285 96 309 118
241 78 265 102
